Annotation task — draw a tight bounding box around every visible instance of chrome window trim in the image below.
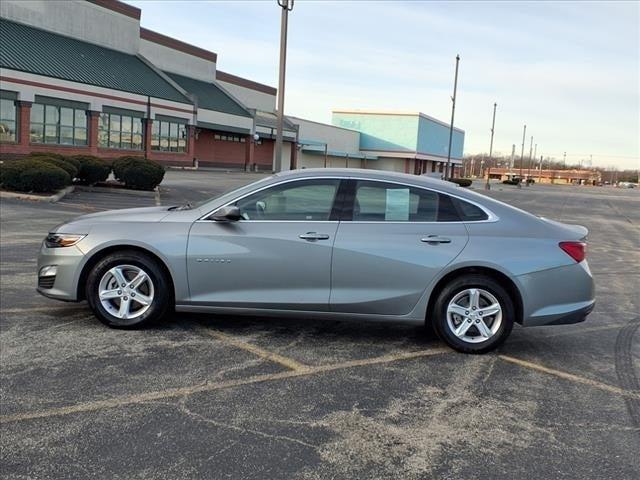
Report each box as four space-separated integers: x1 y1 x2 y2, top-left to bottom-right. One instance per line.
197 175 499 224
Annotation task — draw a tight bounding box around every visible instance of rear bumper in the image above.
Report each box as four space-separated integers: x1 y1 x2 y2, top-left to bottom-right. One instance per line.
518 261 595 327
523 299 595 327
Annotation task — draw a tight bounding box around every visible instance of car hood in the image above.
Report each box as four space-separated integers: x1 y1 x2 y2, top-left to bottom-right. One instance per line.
53 206 175 233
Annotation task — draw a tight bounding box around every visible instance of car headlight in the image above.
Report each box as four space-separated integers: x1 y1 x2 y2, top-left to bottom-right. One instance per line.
44 233 86 248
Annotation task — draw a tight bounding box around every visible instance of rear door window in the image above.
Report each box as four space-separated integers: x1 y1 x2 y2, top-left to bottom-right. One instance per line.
352 181 461 222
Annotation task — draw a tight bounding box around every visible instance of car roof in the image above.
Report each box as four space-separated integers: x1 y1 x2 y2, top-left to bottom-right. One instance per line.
275 168 461 192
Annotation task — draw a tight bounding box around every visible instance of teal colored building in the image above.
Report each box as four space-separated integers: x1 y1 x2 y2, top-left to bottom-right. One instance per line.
332 110 464 175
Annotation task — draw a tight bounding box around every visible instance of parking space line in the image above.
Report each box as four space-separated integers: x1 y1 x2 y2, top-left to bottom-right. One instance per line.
1 306 87 315
0 347 449 424
499 355 640 400
203 329 311 372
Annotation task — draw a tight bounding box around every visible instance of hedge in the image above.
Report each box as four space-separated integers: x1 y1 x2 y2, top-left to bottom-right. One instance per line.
71 155 111 184
0 159 71 192
28 152 81 171
26 156 78 179
112 156 145 182
446 178 472 187
118 158 165 190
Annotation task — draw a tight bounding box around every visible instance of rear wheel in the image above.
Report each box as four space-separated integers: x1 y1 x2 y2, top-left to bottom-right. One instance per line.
432 274 514 353
86 250 172 328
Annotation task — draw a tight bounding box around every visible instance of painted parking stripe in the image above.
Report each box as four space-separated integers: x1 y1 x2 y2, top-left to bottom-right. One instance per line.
0 347 449 424
499 355 640 399
1 305 87 315
203 328 311 372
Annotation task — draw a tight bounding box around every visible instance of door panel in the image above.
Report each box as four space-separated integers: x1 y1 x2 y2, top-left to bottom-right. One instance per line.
186 178 343 311
187 221 338 310
330 179 468 315
330 223 467 315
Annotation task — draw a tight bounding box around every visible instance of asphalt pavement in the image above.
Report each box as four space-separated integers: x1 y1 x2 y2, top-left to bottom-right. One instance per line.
1 173 638 479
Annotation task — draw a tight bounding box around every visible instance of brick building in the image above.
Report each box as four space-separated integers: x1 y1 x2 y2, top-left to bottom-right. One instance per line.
0 0 464 174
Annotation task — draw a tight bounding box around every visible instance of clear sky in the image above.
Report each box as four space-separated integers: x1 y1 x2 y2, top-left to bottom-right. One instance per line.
128 1 639 170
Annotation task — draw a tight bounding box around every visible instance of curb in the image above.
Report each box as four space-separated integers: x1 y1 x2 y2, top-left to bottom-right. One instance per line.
74 185 158 198
0 185 74 203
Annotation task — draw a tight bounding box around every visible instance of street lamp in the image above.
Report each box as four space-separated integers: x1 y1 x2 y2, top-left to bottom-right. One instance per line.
274 0 294 173
519 124 526 178
526 135 533 184
485 102 497 190
445 54 460 179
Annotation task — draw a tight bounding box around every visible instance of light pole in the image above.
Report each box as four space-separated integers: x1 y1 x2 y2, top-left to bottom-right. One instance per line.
445 54 460 179
485 102 497 190
526 136 533 183
519 124 526 178
510 144 515 170
274 0 294 173
538 154 543 183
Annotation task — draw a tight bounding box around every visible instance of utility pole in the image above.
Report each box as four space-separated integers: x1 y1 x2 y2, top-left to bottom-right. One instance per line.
538 154 543 183
519 124 526 178
485 102 497 190
445 54 460 179
563 151 566 168
510 144 515 170
274 0 294 173
526 136 533 183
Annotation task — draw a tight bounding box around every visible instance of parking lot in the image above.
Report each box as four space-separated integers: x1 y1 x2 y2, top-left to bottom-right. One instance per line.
1 171 638 479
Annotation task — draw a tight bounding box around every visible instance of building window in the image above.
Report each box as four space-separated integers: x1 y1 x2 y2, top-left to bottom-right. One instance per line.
151 119 186 152
99 113 143 150
214 133 246 143
30 102 87 145
0 98 17 143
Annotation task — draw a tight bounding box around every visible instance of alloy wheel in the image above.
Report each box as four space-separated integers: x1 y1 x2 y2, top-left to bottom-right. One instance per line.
446 288 502 344
98 264 155 320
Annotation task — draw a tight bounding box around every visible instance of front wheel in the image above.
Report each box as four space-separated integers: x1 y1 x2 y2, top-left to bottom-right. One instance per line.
432 275 514 353
86 250 172 328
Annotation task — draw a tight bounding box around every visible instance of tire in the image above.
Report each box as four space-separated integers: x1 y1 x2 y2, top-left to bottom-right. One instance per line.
431 274 514 353
86 250 172 328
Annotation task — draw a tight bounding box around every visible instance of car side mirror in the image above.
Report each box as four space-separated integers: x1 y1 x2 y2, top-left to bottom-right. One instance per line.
211 205 242 222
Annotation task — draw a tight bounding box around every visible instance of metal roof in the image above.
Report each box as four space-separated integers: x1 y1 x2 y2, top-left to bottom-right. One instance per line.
164 72 251 118
0 19 191 104
257 111 297 131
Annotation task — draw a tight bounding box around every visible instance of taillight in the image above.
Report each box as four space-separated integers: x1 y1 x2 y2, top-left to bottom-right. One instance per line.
559 241 586 263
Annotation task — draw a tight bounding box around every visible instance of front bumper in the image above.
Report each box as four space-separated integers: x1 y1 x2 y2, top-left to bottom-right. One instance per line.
36 243 85 301
518 261 595 327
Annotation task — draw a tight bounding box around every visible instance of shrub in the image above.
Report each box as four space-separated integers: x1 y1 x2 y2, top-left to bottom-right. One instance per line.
112 156 145 181
26 155 78 179
119 159 165 190
526 178 535 184
28 151 81 169
71 155 111 184
0 159 71 192
446 178 472 187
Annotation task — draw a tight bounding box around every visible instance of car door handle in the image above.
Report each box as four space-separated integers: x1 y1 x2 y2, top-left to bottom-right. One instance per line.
421 235 452 244
299 232 330 241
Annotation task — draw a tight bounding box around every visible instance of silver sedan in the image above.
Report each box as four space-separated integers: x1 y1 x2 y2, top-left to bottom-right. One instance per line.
37 169 595 353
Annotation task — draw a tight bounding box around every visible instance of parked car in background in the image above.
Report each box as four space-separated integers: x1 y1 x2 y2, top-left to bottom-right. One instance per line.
37 169 595 353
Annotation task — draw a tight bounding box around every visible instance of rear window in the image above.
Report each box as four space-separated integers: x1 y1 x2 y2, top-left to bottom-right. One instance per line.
452 197 489 221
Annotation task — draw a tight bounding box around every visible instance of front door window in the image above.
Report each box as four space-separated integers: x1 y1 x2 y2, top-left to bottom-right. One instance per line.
235 179 340 221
